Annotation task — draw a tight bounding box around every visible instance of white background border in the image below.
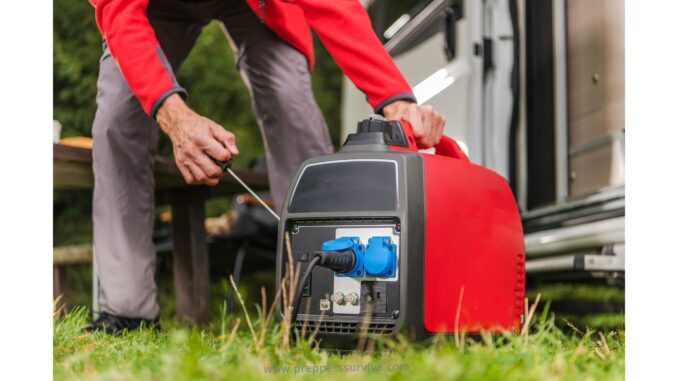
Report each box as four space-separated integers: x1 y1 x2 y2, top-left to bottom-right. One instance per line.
626 1 678 379
0 1 53 380
1 1 678 379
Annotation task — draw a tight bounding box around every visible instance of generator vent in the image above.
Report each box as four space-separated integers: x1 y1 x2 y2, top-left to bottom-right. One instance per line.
291 217 399 226
295 320 396 335
515 252 526 324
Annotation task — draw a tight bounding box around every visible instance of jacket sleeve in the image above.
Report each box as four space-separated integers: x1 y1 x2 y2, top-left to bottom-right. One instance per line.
92 0 186 117
294 0 417 114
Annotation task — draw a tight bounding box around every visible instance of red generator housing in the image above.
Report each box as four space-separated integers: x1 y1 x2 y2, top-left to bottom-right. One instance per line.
276 117 525 345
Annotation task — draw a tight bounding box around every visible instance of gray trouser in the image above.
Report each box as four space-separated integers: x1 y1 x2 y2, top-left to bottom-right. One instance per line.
92 0 333 319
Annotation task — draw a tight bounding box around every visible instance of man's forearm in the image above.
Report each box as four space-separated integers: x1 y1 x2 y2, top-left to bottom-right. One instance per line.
155 93 191 136
382 100 415 120
93 0 186 116
293 0 415 112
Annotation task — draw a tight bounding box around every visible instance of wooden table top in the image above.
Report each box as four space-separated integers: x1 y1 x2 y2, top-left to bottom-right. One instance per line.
53 143 269 196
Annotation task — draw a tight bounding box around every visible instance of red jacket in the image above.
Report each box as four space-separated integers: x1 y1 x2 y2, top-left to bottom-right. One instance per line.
90 0 416 117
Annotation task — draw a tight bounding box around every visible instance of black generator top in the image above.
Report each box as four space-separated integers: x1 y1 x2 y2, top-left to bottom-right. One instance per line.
342 116 410 149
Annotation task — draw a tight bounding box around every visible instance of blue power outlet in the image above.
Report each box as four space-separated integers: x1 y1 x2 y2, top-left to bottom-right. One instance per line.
364 237 397 278
320 237 365 277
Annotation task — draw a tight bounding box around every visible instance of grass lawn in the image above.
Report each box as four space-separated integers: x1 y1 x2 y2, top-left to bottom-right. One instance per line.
54 289 625 381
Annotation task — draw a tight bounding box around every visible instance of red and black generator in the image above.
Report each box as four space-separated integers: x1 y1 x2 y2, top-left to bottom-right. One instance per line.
276 117 525 344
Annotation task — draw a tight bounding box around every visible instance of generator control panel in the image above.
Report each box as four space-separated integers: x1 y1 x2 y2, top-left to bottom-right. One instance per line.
289 222 401 319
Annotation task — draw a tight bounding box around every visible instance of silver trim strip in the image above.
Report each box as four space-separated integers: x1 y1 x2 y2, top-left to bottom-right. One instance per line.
568 131 624 157
524 216 625 257
553 0 569 203
526 253 625 273
522 186 625 220
384 0 451 54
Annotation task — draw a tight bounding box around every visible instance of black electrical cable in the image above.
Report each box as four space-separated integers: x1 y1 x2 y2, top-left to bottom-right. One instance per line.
289 249 357 324
290 255 321 324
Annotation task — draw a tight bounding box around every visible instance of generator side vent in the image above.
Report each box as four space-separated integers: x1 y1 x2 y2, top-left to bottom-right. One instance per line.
515 252 526 323
295 320 396 335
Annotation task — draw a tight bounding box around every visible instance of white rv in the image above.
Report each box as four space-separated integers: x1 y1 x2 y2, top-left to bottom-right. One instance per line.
342 0 625 285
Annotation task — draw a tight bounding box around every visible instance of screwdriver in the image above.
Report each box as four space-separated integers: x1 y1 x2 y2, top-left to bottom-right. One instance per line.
213 158 280 222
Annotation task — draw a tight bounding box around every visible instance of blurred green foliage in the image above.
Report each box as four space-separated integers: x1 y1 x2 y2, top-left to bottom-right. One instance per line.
53 0 342 245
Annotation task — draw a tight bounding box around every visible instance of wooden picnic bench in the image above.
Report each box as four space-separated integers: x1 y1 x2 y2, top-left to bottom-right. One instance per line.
53 143 269 323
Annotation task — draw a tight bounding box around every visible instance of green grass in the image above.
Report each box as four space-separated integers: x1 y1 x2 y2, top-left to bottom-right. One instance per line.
527 284 625 302
54 295 625 381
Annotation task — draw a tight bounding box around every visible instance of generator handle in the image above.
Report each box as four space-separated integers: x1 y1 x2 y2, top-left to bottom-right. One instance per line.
435 135 470 162
399 120 470 162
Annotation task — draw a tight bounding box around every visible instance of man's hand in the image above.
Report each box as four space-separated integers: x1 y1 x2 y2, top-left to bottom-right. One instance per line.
156 94 239 186
382 101 446 148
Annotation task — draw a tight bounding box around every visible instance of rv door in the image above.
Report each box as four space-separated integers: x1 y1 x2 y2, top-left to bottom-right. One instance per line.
341 0 516 179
